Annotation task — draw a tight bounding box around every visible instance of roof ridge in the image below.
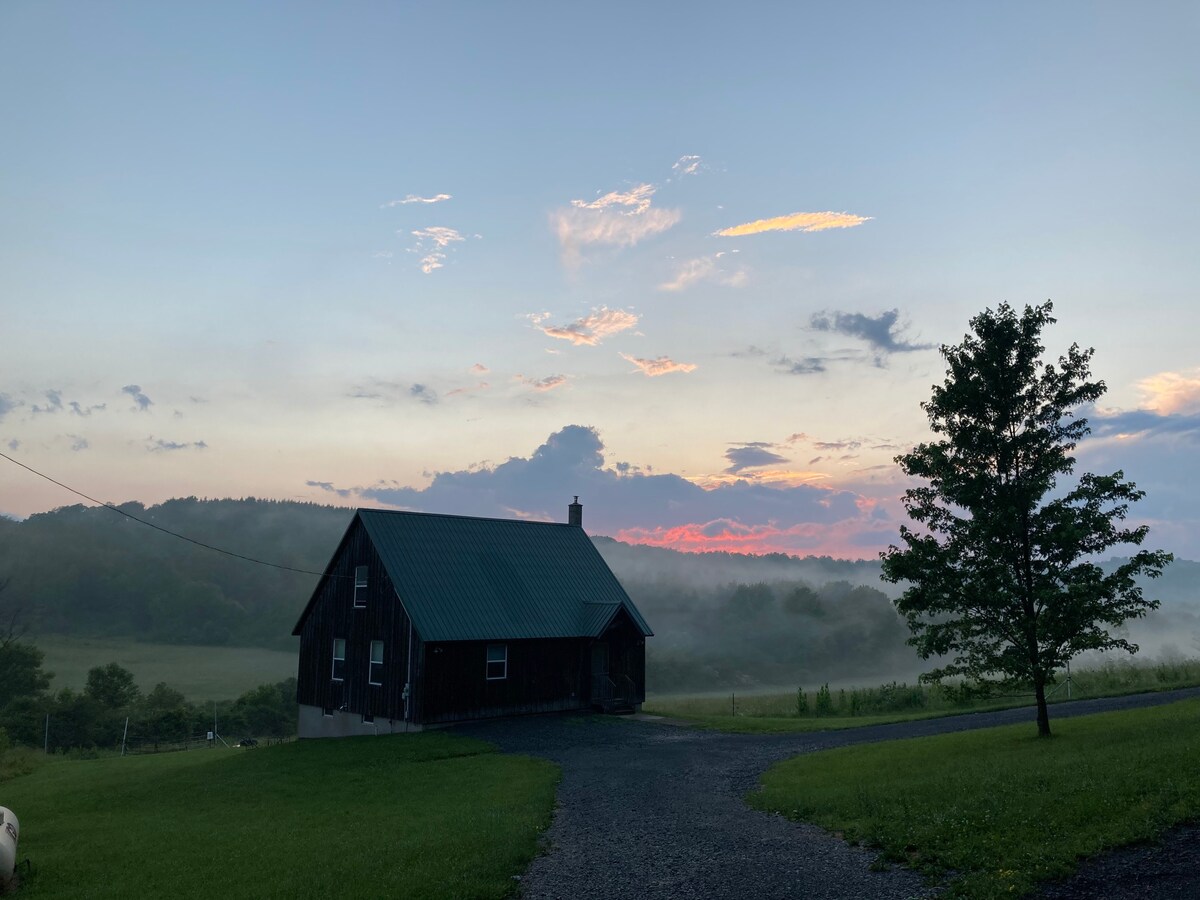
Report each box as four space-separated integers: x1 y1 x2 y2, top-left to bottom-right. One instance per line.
357 507 574 527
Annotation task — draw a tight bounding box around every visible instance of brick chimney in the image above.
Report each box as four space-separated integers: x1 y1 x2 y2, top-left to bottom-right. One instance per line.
568 496 582 527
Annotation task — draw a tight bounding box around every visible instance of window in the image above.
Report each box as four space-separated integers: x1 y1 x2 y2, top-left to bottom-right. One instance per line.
486 644 507 680
362 713 374 725
353 565 368 608
331 638 346 681
322 707 334 718
369 640 384 685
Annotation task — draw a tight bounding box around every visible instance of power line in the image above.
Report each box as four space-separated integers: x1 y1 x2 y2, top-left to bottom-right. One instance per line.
0 449 340 579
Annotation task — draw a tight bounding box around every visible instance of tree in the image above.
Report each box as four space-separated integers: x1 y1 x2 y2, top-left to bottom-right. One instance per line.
881 301 1172 737
84 662 141 709
0 576 52 710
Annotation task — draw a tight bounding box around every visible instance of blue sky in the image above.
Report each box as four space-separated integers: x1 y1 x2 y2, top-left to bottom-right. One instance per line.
3 2 1198 558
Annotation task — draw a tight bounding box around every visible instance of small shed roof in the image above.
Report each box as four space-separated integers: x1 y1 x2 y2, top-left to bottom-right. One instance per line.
295 508 652 642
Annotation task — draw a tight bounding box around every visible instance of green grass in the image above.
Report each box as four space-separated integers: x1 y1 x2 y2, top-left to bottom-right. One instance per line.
749 698 1200 898
644 656 1200 733
2 732 558 899
34 635 299 700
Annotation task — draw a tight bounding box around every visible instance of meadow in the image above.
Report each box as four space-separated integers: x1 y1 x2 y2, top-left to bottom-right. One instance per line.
33 635 298 701
645 655 1200 732
0 732 556 899
749 698 1200 897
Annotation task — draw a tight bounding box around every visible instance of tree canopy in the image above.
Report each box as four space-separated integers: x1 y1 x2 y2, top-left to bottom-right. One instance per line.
881 301 1172 736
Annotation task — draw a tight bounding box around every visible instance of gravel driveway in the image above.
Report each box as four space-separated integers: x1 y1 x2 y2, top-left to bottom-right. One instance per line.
457 686 1200 899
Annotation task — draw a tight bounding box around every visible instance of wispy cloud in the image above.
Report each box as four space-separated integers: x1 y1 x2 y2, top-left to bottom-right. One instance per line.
122 384 153 411
67 435 89 452
715 210 872 237
146 436 207 452
775 356 827 375
382 193 452 207
31 390 63 415
659 255 747 292
724 442 788 474
530 307 639 346
517 374 568 392
445 382 490 398
410 384 438 406
470 363 489 374
69 400 106 416
0 394 17 422
307 480 353 498
408 226 467 274
552 182 680 266
810 309 932 355
619 353 697 377
671 155 703 177
1137 368 1200 416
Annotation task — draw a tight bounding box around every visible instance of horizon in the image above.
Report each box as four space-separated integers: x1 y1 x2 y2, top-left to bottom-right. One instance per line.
3 3 1197 560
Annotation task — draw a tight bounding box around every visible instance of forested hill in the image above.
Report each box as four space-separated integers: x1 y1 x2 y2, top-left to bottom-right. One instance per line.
0 499 354 649
1 499 1195 690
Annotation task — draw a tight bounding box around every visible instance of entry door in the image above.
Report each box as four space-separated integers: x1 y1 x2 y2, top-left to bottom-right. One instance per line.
591 642 609 677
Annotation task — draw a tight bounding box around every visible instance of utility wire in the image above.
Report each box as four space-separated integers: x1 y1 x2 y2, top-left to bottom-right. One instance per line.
0 449 340 579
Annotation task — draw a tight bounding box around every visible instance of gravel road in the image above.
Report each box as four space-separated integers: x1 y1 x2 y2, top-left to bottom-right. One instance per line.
457 686 1200 899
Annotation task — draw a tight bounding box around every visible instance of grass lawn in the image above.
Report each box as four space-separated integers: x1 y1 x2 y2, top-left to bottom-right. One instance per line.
749 698 1200 898
33 635 299 700
2 732 558 899
645 656 1200 733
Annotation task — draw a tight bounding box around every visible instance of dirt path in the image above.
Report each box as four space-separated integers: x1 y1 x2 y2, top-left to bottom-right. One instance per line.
458 687 1200 899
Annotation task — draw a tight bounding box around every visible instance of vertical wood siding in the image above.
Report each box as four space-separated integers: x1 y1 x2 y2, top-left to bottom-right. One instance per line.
295 518 413 722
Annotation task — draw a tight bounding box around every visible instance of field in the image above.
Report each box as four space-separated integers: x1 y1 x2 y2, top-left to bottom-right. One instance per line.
645 656 1200 732
1 732 557 899
750 698 1200 897
33 635 298 700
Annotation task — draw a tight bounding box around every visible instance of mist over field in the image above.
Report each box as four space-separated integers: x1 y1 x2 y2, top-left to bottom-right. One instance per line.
0 499 1196 694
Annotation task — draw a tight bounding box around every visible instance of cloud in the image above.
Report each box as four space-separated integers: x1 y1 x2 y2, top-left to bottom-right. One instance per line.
724 443 789 474
671 155 703 177
0 394 16 422
619 354 698 377
67 435 89 452
6 439 18 451
517 374 568 392
122 385 153 411
382 193 452 207
715 211 872 237
775 356 828 375
318 425 890 558
659 256 747 292
31 390 64 415
408 226 466 274
813 439 863 451
470 363 489 374
69 400 106 417
306 480 353 498
552 182 680 266
445 382 490 398
810 309 932 355
1136 369 1200 416
530 307 639 346
731 346 768 359
146 437 207 452
410 384 438 406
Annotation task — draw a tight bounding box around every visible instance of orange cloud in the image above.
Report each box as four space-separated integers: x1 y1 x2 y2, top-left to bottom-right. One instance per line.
619 353 697 376
614 518 892 560
516 374 568 392
531 308 639 346
553 182 680 266
715 211 871 237
1137 368 1200 415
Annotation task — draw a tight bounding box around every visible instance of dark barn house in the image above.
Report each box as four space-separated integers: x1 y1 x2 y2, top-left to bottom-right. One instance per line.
293 499 652 736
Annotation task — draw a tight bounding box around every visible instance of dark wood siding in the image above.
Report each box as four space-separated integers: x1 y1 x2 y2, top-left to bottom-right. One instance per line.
419 638 590 724
604 610 647 703
296 518 414 722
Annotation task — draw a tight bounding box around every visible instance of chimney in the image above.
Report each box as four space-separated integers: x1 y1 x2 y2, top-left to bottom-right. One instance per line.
568 496 582 528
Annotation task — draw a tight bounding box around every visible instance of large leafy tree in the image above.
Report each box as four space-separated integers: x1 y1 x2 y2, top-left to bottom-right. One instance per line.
881 301 1171 737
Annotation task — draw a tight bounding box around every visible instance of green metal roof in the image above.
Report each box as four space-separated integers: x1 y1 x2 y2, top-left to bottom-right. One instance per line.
354 508 652 642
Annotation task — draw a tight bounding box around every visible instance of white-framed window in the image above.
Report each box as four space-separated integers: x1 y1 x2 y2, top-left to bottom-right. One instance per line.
322 707 334 718
486 643 507 681
362 713 374 725
331 638 346 681
353 565 369 608
369 640 384 685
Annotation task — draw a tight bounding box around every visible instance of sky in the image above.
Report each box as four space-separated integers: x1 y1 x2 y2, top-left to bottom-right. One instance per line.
2 2 1199 559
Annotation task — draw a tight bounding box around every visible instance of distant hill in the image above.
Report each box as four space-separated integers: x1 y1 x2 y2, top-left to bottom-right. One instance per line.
1 498 1194 689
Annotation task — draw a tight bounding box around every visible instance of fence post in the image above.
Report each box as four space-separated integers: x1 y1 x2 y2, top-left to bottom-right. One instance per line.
121 717 130 756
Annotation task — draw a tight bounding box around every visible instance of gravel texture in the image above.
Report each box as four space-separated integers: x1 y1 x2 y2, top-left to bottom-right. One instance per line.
456 686 1200 899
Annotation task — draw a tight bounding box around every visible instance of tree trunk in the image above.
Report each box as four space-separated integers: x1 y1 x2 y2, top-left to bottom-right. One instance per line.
1034 676 1052 738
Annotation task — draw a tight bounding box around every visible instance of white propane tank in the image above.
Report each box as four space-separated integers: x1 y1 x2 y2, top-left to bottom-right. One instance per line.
0 806 17 886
